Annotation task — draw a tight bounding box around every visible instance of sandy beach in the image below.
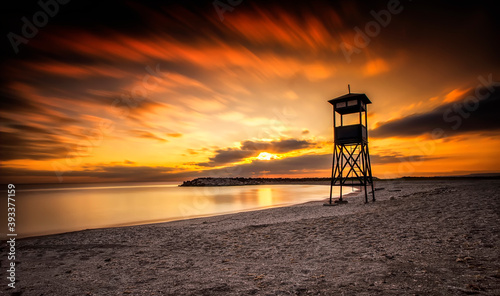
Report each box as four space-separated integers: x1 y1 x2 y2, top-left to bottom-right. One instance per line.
5 179 500 295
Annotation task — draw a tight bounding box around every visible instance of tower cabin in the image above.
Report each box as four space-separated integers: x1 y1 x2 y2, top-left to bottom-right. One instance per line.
328 93 371 145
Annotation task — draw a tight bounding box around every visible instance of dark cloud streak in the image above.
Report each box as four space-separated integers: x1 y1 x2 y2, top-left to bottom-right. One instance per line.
371 86 500 138
129 130 168 142
0 131 69 161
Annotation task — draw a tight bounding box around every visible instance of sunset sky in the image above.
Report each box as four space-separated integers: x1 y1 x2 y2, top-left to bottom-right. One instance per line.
1 0 499 184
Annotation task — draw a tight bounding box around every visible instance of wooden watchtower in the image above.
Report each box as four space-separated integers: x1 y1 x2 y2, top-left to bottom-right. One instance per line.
325 88 375 205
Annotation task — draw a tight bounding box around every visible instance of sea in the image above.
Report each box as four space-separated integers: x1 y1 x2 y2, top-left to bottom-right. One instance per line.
1 182 347 238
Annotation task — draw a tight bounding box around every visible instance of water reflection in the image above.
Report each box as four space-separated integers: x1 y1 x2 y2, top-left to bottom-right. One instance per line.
0 183 341 238
257 187 273 206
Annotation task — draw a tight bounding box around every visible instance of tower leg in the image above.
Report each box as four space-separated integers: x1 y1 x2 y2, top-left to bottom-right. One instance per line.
332 145 348 205
339 145 343 201
362 144 368 203
366 145 375 202
364 184 368 203
324 145 339 206
328 146 335 205
328 179 333 204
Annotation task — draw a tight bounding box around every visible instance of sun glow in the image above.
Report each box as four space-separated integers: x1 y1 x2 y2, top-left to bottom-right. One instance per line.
256 152 278 161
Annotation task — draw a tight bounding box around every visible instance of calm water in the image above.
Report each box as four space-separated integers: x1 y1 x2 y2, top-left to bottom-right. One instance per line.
1 182 346 238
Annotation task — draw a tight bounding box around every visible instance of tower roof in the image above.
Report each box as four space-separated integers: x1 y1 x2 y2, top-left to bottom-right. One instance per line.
328 93 372 105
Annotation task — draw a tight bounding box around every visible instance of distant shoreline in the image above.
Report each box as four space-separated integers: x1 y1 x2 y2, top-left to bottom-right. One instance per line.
179 175 500 187
179 177 335 187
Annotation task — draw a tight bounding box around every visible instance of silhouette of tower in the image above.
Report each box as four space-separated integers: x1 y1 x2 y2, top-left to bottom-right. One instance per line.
325 88 375 205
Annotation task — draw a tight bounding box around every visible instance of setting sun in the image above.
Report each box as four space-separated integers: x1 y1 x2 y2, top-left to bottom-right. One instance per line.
256 152 278 161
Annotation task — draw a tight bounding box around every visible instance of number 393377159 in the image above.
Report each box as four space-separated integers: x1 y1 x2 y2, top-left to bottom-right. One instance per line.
8 184 16 233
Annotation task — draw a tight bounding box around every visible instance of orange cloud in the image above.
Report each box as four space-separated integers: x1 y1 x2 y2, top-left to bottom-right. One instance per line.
29 29 309 80
21 4 354 79
363 58 390 76
304 64 335 81
443 87 471 103
219 5 346 52
129 130 168 142
167 133 182 138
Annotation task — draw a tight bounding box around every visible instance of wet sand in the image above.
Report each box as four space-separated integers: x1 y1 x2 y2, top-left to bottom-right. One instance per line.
5 179 500 295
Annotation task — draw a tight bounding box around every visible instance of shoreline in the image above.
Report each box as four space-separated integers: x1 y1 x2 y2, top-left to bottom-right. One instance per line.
8 179 500 295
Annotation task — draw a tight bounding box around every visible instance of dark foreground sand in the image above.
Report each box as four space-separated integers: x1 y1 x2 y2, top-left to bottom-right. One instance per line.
4 179 500 295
